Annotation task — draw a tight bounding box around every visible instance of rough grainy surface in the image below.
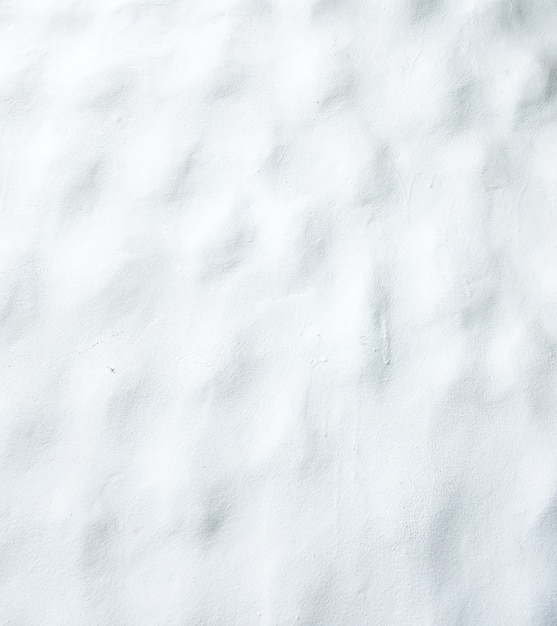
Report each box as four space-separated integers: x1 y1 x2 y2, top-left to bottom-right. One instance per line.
2 0 557 624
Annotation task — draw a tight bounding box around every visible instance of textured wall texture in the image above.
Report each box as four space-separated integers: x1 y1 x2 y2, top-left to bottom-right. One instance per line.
2 0 557 624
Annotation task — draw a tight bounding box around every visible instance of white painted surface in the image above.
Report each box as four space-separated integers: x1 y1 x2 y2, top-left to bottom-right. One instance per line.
2 1 557 623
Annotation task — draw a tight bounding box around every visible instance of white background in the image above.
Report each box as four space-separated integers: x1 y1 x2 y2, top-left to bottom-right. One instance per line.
2 0 557 623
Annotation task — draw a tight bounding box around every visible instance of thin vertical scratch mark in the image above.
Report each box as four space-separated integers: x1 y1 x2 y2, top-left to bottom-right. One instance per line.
388 151 409 218
380 315 390 365
516 175 529 235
